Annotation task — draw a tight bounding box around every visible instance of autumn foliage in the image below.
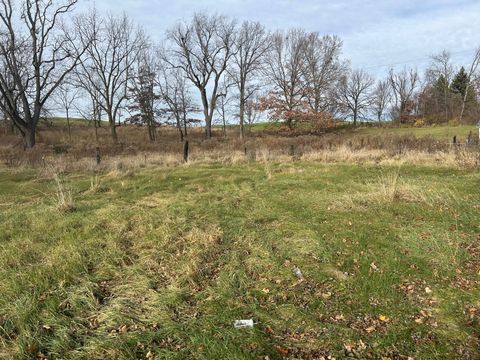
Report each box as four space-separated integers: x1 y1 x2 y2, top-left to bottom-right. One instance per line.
258 92 336 132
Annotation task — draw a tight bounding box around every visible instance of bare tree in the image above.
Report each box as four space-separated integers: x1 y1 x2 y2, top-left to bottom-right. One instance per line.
166 13 236 139
389 68 419 122
245 95 261 132
230 21 270 140
264 29 308 128
157 58 197 142
373 79 391 123
0 60 14 135
215 80 233 137
127 49 159 142
0 0 87 148
338 69 374 125
426 50 454 122
459 47 480 123
74 74 104 142
51 79 79 140
303 34 345 114
76 10 146 143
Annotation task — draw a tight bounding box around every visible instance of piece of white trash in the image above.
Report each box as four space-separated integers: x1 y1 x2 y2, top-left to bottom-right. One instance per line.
233 319 254 329
293 266 303 279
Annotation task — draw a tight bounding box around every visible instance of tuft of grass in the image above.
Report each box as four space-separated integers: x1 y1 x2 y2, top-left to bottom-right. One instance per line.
376 167 401 201
52 173 75 212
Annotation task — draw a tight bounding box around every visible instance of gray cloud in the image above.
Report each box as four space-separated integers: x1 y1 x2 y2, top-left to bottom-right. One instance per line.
81 0 480 76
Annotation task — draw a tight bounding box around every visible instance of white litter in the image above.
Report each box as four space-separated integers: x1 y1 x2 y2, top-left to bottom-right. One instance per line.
233 319 255 329
293 266 303 279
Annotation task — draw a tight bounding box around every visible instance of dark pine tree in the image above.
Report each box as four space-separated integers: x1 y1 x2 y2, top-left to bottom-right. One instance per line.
450 67 469 97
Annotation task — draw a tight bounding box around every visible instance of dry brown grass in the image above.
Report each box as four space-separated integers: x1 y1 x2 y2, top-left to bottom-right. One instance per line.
52 172 75 212
0 123 479 172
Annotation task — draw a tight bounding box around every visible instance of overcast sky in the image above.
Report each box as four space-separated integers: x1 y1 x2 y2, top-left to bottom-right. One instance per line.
81 0 480 77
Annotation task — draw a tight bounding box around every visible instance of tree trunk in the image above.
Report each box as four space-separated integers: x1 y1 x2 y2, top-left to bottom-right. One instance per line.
147 117 156 142
148 125 156 142
178 123 184 142
205 115 212 139
66 109 72 141
286 117 293 129
239 87 245 140
183 113 188 140
94 120 99 142
108 112 118 143
200 88 212 139
24 128 36 149
110 122 118 143
459 85 470 124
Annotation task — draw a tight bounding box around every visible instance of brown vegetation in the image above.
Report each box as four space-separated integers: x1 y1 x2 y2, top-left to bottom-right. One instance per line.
1 124 478 172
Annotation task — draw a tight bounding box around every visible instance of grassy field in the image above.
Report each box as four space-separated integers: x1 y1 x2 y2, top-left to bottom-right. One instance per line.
355 125 478 140
1 160 480 359
35 118 477 140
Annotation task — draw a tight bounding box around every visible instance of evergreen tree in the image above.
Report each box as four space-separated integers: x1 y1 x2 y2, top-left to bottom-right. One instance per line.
450 67 469 97
433 74 449 95
450 66 477 107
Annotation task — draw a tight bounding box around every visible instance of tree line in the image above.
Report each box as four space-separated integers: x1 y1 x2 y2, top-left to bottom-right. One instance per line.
0 0 479 148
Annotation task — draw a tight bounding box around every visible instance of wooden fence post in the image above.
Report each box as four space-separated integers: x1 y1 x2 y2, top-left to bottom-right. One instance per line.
289 144 295 157
183 140 189 163
96 147 101 165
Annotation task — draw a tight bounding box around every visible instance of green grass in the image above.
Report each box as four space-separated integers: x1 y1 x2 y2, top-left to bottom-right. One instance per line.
1 161 479 359
355 124 478 140
245 121 478 141
39 117 108 128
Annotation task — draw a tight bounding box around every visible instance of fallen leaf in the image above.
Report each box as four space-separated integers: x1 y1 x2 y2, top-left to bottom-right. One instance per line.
365 326 376 333
119 325 128 333
321 292 332 299
357 340 367 351
420 310 429 318
468 307 478 314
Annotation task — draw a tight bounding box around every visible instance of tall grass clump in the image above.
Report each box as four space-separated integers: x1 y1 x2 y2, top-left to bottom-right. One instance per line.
377 166 401 201
53 173 75 212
